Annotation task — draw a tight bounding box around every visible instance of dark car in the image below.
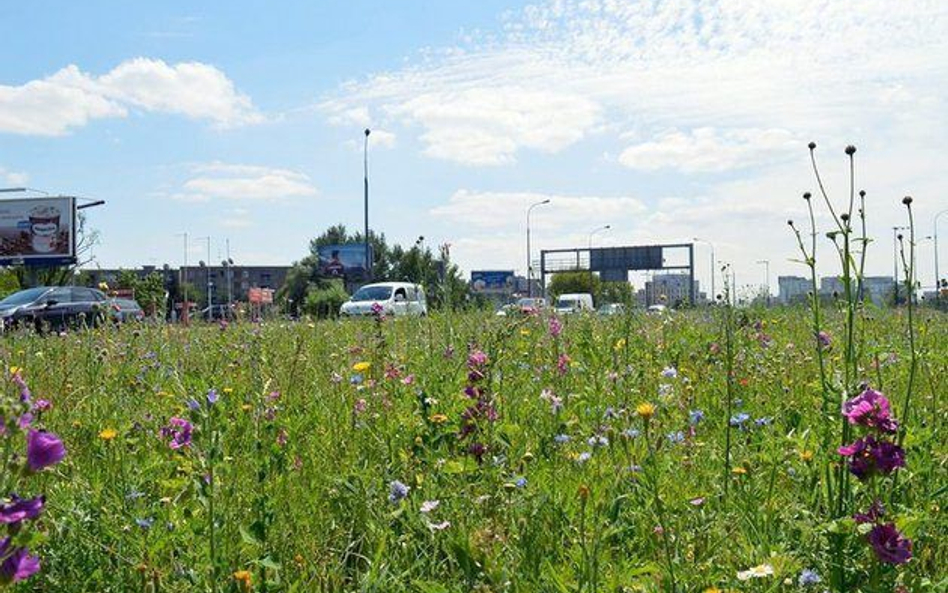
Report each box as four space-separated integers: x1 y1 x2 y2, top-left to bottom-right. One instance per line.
109 298 145 323
0 286 109 331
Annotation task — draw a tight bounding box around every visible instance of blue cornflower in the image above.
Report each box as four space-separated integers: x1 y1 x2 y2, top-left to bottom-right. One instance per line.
350 374 364 385
689 410 705 425
515 476 527 488
186 398 200 411
623 428 641 439
666 431 685 444
661 366 678 379
207 389 218 405
388 480 410 503
603 406 618 419
135 518 154 529
755 417 773 427
587 435 609 448
730 412 750 427
553 434 571 444
798 569 821 586
576 452 592 463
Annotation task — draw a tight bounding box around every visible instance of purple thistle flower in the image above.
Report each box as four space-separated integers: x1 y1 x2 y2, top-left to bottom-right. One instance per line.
26 430 65 472
0 496 44 524
161 417 192 450
867 523 912 564
842 388 898 433
0 538 40 584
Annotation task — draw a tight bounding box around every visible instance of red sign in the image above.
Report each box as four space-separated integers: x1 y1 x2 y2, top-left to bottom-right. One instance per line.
248 288 274 304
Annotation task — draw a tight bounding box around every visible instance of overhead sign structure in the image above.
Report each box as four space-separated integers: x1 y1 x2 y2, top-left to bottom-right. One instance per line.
471 270 515 293
0 197 77 266
317 244 371 279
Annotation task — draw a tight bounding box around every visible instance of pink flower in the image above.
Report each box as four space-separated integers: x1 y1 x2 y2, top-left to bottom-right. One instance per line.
548 316 563 338
842 388 898 433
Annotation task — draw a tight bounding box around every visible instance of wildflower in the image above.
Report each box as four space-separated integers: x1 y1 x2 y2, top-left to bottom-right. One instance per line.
614 338 625 351
388 480 410 503
353 399 367 414
352 362 371 373
854 500 885 524
729 413 750 427
420 500 440 513
548 316 563 337
838 435 905 480
842 388 897 433
689 410 705 425
867 523 912 564
330 372 343 384
800 450 814 462
349 374 364 385
816 331 832 349
553 434 571 444
754 417 773 427
576 452 592 463
736 563 774 580
161 418 192 450
427 520 451 531
233 569 252 590
731 466 747 475
207 389 219 405
467 349 488 368
556 354 571 375
636 402 656 420
0 538 40 584
666 431 685 444
587 435 609 448
401 374 415 385
32 400 51 412
429 413 448 424
622 428 640 439
0 496 44 524
798 569 821 586
661 366 678 379
99 428 118 441
26 430 66 472
135 518 154 529
186 398 200 411
689 497 705 506
515 476 527 488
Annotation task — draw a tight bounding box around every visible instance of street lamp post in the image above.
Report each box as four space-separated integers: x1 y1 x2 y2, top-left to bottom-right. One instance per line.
364 129 371 279
935 209 948 304
526 199 551 297
693 237 715 302
756 259 770 306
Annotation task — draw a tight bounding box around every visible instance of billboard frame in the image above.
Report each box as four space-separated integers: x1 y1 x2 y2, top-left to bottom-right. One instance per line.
0 196 78 267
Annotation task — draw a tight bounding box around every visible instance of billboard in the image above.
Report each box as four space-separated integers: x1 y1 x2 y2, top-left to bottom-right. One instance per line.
317 244 371 278
0 197 76 266
248 287 274 304
471 270 515 293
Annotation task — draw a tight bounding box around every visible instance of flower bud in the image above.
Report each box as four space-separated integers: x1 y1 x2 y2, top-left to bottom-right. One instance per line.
808 142 816 150
902 196 912 205
845 145 856 155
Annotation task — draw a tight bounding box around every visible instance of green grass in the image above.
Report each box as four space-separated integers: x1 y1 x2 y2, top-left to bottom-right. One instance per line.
3 306 945 592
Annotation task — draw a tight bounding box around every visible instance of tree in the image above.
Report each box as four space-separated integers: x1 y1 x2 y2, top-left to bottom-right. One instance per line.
599 281 634 305
548 271 601 302
302 279 348 318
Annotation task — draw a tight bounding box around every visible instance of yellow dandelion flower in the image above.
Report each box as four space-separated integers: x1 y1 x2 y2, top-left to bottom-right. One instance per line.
233 569 252 590
99 428 118 441
429 413 448 424
732 466 747 475
223 387 234 395
8 366 21 376
241 404 252 412
800 450 814 462
636 402 656 420
352 361 371 372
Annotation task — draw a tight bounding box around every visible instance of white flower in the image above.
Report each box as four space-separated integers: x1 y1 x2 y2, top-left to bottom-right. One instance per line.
420 500 440 514
426 520 451 531
737 564 774 581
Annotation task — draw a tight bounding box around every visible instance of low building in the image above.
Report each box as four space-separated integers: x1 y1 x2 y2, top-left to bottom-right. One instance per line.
778 275 810 305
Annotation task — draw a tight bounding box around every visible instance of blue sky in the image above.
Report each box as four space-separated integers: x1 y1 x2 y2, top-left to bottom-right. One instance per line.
2 0 947 295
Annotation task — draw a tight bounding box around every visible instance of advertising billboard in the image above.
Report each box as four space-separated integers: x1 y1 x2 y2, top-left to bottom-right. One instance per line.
471 270 515 293
0 197 76 266
317 244 371 278
248 287 274 304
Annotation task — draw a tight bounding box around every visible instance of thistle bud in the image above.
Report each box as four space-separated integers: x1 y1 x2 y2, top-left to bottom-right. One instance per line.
803 192 811 200
902 196 913 205
808 142 816 150
859 190 866 198
845 145 856 155
841 213 850 222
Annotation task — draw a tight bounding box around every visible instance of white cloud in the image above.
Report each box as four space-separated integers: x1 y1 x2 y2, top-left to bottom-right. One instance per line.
323 0 948 168
171 163 317 202
619 128 798 173
0 167 28 186
0 58 262 135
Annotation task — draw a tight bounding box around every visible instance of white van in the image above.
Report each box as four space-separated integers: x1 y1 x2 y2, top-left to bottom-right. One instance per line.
339 282 428 317
555 293 594 314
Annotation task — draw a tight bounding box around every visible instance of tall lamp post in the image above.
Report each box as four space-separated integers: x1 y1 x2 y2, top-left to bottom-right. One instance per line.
935 209 948 304
364 128 371 279
693 237 715 303
526 199 550 297
756 259 770 306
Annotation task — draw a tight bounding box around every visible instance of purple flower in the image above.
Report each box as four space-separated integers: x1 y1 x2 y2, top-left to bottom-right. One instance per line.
842 388 897 433
467 349 488 368
186 398 201 411
0 496 44 524
798 569 821 586
666 431 685 444
207 389 219 405
854 500 885 524
0 538 40 584
135 517 154 529
729 413 750 427
816 331 832 349
838 435 905 480
26 430 66 472
388 480 410 503
17 414 33 430
867 523 912 564
32 400 51 412
661 366 678 379
689 410 705 425
161 417 192 450
548 316 563 338
515 476 527 488
553 434 570 444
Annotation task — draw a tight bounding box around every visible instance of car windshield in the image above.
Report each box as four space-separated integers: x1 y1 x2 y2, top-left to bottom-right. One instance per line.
351 286 393 301
0 287 50 307
557 298 579 308
517 298 539 307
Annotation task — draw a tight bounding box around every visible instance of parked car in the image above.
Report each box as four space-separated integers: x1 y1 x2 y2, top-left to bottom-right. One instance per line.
597 303 625 316
555 293 594 314
200 304 236 321
339 282 427 317
0 286 109 331
516 297 547 313
647 304 669 314
109 298 145 323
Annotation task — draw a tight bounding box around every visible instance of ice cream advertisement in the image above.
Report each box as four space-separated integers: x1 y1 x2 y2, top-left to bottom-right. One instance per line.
0 197 76 264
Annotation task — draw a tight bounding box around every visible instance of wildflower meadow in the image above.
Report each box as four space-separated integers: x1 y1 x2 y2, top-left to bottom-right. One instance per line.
0 146 946 592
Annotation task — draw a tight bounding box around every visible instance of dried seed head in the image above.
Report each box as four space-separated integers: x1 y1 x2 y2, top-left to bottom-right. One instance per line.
845 145 856 156
859 190 866 198
808 142 816 150
803 192 812 200
902 195 913 205
841 213 850 222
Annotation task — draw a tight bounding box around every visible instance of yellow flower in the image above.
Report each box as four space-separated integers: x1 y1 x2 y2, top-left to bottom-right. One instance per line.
233 569 252 590
636 402 656 420
352 361 371 372
704 588 723 593
732 466 747 475
8 366 21 376
519 328 530 336
223 387 234 394
614 338 626 351
99 428 118 441
241 404 252 412
429 413 448 424
800 450 814 462
98 281 109 291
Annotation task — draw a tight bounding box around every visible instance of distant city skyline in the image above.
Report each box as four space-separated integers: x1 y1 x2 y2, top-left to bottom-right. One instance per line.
2 1 946 294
